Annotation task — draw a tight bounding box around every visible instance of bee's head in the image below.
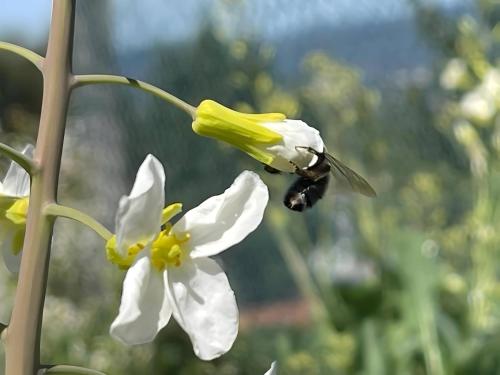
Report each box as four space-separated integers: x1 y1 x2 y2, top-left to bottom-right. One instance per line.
284 191 307 212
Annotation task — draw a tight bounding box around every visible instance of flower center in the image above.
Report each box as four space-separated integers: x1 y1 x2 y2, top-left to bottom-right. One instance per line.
150 223 190 271
5 197 29 225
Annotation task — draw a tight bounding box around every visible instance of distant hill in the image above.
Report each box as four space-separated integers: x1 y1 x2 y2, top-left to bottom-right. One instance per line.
270 16 434 86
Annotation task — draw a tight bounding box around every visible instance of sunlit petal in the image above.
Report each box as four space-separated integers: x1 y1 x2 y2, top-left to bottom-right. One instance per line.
173 170 268 258
262 119 324 172
115 154 165 256
110 255 172 345
2 144 33 197
166 257 238 360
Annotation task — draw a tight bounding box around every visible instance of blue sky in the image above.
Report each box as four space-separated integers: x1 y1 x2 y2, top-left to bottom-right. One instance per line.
0 0 472 50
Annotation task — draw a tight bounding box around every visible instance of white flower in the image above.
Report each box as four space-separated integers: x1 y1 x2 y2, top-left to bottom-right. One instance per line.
192 100 324 172
460 68 500 123
0 144 33 273
264 361 278 375
107 154 269 360
440 58 468 90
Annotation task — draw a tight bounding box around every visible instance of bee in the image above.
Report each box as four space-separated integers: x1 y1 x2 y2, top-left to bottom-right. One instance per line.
269 146 376 212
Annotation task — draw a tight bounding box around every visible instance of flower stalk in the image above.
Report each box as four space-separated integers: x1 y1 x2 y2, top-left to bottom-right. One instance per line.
44 203 113 241
0 142 36 175
0 41 43 71
72 74 196 118
4 1 75 374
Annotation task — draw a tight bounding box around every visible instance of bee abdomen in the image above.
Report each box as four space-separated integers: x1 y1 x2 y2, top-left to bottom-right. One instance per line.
284 175 330 212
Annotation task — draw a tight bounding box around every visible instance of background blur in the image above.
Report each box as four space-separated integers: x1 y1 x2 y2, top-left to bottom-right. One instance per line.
1 0 499 373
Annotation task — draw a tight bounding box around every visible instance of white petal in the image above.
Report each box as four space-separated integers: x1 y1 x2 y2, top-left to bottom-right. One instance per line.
0 225 22 274
173 170 268 258
110 256 172 345
166 257 238 360
115 154 165 256
264 362 278 375
2 144 33 197
261 120 324 172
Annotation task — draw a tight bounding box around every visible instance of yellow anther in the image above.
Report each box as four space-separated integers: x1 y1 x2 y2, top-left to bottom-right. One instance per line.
5 197 29 225
161 203 183 225
105 235 147 270
150 227 190 271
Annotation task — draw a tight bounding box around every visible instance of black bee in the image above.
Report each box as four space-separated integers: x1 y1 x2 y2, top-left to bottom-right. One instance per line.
267 147 376 212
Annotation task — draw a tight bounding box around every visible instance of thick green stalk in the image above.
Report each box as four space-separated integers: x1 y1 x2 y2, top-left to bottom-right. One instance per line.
4 1 75 374
72 74 196 118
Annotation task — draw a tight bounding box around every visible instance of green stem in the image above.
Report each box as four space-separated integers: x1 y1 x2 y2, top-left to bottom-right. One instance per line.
41 365 106 375
44 203 112 241
0 41 43 71
0 142 36 175
5 2 75 373
266 207 330 325
72 74 196 118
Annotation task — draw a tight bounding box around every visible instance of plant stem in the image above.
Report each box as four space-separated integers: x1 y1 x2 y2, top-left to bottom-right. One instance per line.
4 1 75 374
44 203 112 241
0 142 36 175
40 365 106 375
266 207 330 325
73 74 196 118
0 41 44 71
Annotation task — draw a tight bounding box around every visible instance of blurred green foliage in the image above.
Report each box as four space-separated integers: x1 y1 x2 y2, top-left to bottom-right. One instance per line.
1 0 500 374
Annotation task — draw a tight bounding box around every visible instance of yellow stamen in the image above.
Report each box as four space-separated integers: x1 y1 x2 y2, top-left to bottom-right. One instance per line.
193 100 285 165
105 236 146 270
161 203 183 225
5 197 29 225
150 228 191 271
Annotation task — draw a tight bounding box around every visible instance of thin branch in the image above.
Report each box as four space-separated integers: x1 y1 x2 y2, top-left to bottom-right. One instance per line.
40 365 106 375
44 203 113 241
0 41 44 71
72 74 196 118
0 142 37 175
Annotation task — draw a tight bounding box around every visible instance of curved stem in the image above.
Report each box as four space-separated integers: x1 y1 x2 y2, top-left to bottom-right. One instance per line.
0 142 37 175
44 203 112 241
73 74 196 118
40 365 106 375
0 41 44 71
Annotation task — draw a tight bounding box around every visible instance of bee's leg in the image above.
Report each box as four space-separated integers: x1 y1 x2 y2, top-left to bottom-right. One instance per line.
295 146 321 156
289 160 318 179
264 164 281 174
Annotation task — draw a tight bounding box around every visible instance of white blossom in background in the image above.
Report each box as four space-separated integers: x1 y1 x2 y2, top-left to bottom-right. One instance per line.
106 154 269 360
264 361 278 375
460 68 500 123
0 144 33 273
440 58 468 90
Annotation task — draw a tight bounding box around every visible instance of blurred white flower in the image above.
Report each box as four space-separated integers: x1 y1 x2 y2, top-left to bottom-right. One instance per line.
460 68 500 123
440 58 468 90
264 361 278 375
193 99 324 172
0 144 33 273
107 154 269 360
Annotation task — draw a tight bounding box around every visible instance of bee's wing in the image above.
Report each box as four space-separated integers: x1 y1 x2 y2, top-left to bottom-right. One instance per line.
324 153 377 197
